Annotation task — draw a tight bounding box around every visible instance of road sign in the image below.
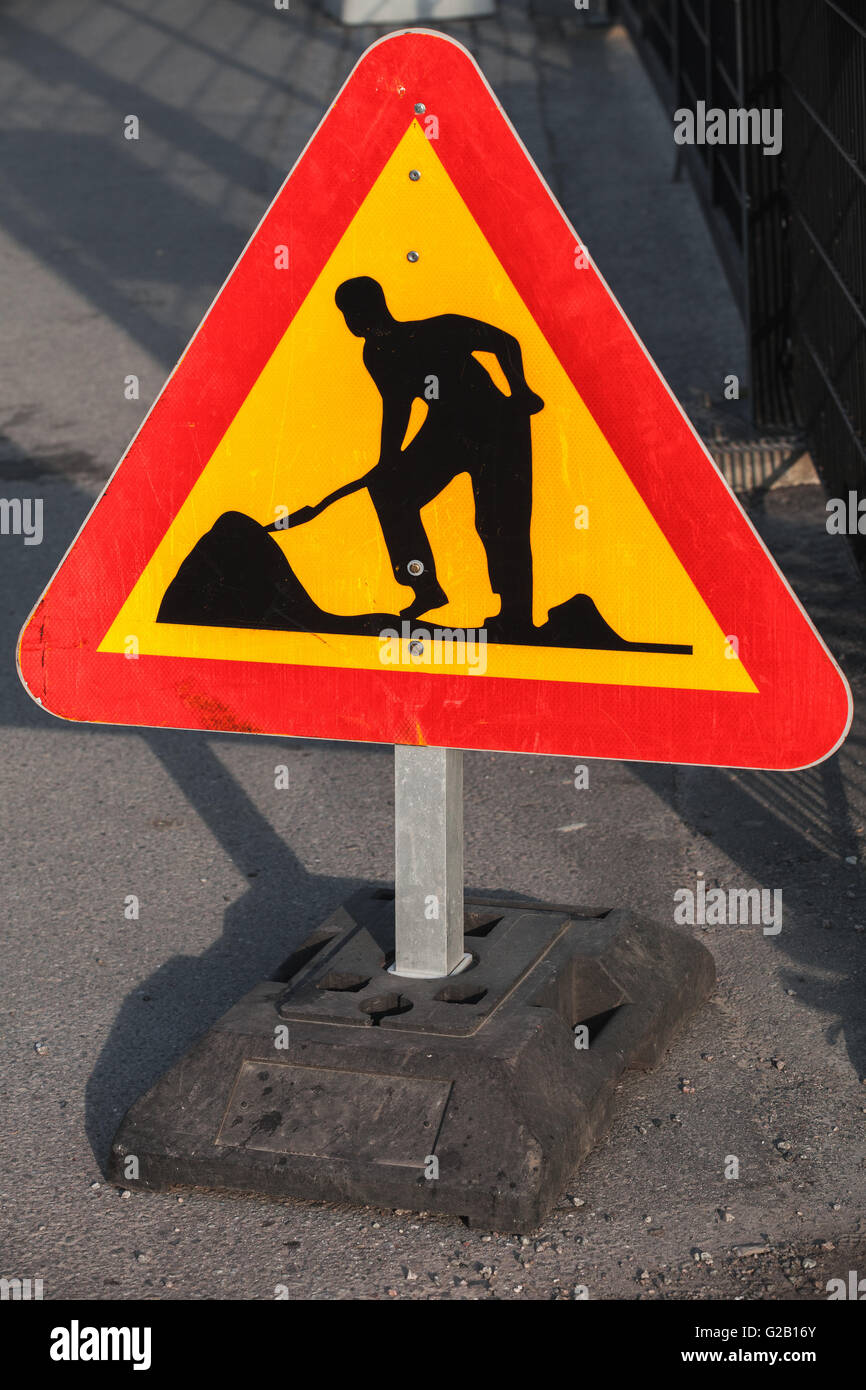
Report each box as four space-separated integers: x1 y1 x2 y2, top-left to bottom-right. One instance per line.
17 30 850 770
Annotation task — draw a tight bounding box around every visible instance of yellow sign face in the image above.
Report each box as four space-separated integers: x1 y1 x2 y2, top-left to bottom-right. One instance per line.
101 121 754 697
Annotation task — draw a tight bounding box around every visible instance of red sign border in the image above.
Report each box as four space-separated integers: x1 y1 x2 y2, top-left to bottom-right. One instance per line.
17 30 851 770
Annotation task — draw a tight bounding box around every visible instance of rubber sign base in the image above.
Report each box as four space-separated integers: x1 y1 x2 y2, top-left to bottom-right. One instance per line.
108 891 715 1232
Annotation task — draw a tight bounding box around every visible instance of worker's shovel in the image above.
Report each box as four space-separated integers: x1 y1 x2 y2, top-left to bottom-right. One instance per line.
264 469 376 532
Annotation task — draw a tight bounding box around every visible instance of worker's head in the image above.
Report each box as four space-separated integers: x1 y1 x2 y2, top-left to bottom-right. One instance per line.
335 277 391 337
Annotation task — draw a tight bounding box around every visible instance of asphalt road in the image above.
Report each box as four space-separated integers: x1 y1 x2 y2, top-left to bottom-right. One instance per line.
1 0 864 1301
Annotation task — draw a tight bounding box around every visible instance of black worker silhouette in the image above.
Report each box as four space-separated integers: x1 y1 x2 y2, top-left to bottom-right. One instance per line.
157 276 691 657
330 276 540 629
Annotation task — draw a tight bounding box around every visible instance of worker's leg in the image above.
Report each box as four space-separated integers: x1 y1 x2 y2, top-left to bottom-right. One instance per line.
369 480 448 618
471 421 534 631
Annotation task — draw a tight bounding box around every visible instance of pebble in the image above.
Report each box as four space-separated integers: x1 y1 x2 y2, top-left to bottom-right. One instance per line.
734 1244 769 1256
802 1258 816 1269
845 856 857 865
120 1190 131 1200
33 1041 49 1055
90 1181 100 1190
772 1058 785 1069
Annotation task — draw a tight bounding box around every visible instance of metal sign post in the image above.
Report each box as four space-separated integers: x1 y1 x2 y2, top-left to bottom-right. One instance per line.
392 745 470 979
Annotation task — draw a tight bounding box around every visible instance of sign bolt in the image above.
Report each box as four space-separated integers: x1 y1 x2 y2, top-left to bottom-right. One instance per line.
409 169 421 181
407 251 420 262
407 560 425 576
414 103 426 114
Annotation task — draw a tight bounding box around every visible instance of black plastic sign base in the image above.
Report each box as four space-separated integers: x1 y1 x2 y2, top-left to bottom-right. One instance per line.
108 891 715 1231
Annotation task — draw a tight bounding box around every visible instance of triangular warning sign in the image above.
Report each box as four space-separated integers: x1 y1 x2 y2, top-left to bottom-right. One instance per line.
18 31 850 770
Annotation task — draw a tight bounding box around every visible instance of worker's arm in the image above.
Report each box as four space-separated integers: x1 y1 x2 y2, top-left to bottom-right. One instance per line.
461 318 544 414
377 396 414 466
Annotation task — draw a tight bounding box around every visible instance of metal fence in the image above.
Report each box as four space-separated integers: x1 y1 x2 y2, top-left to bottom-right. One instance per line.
615 0 866 565
782 0 866 568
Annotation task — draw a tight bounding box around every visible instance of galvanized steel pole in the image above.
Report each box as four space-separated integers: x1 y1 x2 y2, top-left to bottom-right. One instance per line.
392 745 468 978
